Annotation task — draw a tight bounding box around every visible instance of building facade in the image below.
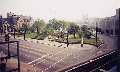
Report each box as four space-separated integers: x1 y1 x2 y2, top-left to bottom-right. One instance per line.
97 8 119 36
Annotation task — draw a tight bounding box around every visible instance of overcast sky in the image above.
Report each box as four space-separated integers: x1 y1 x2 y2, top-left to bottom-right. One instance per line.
0 0 120 21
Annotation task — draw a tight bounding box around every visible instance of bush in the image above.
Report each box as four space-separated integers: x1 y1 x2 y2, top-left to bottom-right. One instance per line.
83 38 96 46
32 35 38 39
56 38 81 44
36 31 48 40
25 30 48 40
84 38 103 46
26 33 37 39
68 34 80 39
36 36 45 40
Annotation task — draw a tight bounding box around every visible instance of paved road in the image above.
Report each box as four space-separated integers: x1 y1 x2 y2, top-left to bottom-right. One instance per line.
0 34 116 72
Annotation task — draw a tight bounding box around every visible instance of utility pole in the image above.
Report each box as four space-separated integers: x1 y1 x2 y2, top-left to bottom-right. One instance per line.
66 31 69 47
96 22 98 48
23 19 27 40
13 25 15 38
24 28 26 40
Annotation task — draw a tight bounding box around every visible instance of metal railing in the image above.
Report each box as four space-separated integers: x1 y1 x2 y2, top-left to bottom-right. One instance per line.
58 49 120 72
0 41 20 72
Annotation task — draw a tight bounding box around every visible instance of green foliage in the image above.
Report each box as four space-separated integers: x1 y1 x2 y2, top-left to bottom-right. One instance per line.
67 23 80 38
36 31 48 40
44 18 70 37
68 34 80 39
32 19 45 34
83 38 96 45
56 37 102 46
81 25 88 32
68 23 79 33
48 18 62 30
25 33 37 39
26 18 97 42
26 31 48 40
80 25 93 39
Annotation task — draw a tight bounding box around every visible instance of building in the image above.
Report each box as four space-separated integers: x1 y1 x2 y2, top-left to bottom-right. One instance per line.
16 15 33 30
97 8 119 36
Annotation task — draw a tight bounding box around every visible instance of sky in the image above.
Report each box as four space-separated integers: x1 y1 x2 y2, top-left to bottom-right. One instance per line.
0 0 120 21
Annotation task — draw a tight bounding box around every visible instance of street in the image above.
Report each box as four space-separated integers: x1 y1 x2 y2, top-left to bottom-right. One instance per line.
0 34 116 72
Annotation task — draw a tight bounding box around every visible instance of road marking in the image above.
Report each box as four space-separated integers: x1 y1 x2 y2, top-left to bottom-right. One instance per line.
33 48 68 66
20 45 31 49
21 41 68 65
27 54 50 65
43 53 73 72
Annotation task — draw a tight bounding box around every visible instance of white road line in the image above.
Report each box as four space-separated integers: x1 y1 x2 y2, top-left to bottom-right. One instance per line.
27 54 50 64
43 49 96 72
0 44 51 65
33 49 67 66
21 42 54 54
43 53 73 72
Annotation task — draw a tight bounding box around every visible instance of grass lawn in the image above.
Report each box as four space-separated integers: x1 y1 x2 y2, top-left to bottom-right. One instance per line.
56 37 103 47
25 33 37 39
16 32 103 47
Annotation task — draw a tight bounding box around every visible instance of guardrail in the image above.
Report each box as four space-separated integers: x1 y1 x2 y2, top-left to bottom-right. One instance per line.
0 41 20 72
58 49 120 72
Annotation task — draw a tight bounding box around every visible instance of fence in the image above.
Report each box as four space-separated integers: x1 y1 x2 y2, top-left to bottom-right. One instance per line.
0 41 20 72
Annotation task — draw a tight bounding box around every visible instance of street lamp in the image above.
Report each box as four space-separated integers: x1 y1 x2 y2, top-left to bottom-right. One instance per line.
80 29 84 47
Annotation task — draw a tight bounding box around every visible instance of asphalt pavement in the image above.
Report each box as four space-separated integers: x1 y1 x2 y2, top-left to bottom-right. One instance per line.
0 34 116 72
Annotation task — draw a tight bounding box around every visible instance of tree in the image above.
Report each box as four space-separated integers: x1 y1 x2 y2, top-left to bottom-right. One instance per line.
33 19 45 35
22 20 28 40
48 18 62 30
81 25 92 39
68 23 79 38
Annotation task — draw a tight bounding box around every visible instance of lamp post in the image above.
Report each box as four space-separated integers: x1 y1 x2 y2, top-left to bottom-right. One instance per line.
81 30 84 47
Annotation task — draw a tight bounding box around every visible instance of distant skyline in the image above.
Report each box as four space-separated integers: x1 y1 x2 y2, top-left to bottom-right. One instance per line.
0 0 120 21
